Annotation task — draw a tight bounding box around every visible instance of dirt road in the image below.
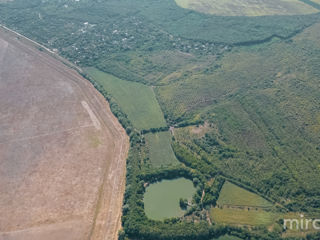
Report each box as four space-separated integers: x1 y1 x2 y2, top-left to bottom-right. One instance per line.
0 27 129 240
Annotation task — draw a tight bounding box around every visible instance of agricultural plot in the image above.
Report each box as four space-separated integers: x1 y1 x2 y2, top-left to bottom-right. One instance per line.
211 208 317 237
217 182 273 208
175 0 319 16
213 181 278 229
145 131 180 168
210 208 277 226
0 29 129 240
86 67 167 130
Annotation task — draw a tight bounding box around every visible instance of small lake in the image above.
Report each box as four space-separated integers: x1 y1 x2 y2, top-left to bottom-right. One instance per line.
143 178 196 220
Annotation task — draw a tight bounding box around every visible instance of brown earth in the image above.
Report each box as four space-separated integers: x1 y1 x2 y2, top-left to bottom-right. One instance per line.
0 27 129 240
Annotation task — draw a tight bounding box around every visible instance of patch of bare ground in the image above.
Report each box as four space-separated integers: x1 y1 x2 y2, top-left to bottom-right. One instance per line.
190 121 211 137
0 27 129 240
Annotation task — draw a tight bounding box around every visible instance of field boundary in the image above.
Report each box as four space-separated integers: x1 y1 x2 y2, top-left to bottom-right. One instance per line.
0 24 83 74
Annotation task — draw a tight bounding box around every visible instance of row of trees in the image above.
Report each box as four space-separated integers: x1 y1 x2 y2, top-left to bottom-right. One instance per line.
172 142 216 178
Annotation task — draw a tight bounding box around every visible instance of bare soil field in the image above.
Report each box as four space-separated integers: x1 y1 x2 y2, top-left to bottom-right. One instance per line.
0 27 129 240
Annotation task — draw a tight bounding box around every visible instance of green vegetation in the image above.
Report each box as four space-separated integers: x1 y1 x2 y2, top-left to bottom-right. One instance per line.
158 24 320 213
179 198 188 209
145 131 180 168
300 0 320 10
211 208 278 226
217 182 273 208
211 208 318 238
139 0 320 44
86 67 166 130
2 0 320 239
143 178 196 220
175 0 319 16
1 0 320 64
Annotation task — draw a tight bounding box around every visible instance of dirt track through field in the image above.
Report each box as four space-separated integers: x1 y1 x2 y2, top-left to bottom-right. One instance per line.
0 27 129 240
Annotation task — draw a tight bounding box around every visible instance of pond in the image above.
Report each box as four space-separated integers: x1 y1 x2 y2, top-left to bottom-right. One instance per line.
143 178 196 220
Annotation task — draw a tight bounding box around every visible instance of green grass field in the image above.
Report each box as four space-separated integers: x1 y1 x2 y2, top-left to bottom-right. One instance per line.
211 208 317 237
145 131 180 168
175 0 319 16
85 67 167 130
210 208 277 226
217 182 273 208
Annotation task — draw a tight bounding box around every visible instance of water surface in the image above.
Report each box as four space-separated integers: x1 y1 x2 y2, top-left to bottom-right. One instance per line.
143 178 196 220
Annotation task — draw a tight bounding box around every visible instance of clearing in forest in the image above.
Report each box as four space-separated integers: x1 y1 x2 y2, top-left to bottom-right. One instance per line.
86 67 167 130
145 131 180 168
217 182 273 208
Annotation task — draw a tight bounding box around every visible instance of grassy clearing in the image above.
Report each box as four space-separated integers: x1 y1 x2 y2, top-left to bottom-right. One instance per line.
211 208 318 237
210 208 277 226
145 131 180 168
217 182 273 208
85 67 166 130
175 0 319 16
